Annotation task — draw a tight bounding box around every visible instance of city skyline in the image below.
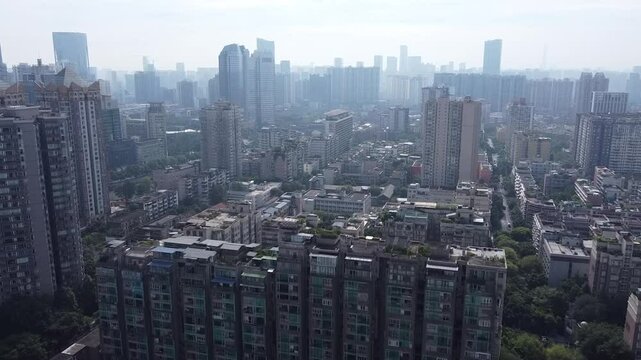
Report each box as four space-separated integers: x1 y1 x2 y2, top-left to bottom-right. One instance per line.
1 0 640 71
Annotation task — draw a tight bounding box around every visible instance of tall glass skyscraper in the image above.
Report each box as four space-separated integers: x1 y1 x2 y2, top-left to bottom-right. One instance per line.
482 39 502 75
52 32 90 79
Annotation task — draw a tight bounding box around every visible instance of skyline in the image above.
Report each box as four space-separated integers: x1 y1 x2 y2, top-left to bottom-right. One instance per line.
1 0 640 72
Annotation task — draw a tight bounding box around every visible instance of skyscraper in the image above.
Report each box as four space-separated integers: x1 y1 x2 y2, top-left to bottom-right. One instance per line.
627 73 641 106
52 32 90 79
373 55 383 69
482 39 502 75
177 80 196 108
208 75 220 105
590 91 628 114
575 113 641 176
134 70 161 103
257 37 275 59
43 73 109 226
422 87 481 188
0 106 84 302
399 45 408 73
575 72 609 114
146 102 167 156
334 57 343 68
386 56 398 73
0 42 7 81
247 47 276 127
218 44 249 108
328 66 380 105
200 102 242 177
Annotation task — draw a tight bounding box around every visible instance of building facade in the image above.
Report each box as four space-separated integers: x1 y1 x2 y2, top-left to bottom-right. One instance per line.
200 102 242 178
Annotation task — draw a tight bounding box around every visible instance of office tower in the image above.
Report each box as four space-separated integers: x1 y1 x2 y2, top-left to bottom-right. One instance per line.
325 109 353 156
208 75 220 105
483 39 502 75
200 102 242 177
408 56 422 74
177 80 196 108
0 107 84 303
334 57 343 68
399 45 408 73
575 113 641 176
386 56 398 73
42 75 109 226
218 44 249 108
373 55 383 69
627 73 641 106
52 32 90 79
175 62 186 80
275 60 292 107
459 62 466 72
134 70 161 103
142 56 154 71
389 106 410 133
575 72 609 114
328 67 380 105
590 91 628 114
246 39 276 127
146 102 167 156
0 43 7 81
257 37 275 59
422 88 481 188
101 108 126 142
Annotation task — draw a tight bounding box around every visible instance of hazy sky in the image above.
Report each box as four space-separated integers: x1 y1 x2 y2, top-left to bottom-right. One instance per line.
2 0 640 72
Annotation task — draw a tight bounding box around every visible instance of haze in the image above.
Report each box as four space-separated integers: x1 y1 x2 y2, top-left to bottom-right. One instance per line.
1 0 640 71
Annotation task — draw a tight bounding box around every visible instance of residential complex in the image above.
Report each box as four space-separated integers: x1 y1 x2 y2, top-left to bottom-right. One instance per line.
97 236 506 360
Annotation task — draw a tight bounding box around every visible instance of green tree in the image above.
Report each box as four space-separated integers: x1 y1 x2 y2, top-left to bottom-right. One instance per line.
576 323 632 360
510 333 545 360
116 180 137 199
0 333 48 360
545 344 584 360
511 227 532 242
45 312 92 351
571 295 606 323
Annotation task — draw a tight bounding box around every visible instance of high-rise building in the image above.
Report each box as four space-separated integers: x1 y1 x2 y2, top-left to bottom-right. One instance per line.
325 109 353 156
590 91 628 114
52 32 90 79
177 80 196 108
422 88 482 189
42 74 109 226
146 102 167 157
388 106 410 133
505 98 533 151
97 236 507 360
525 78 574 117
218 44 250 108
624 289 641 360
134 70 161 103
328 67 380 105
207 75 220 105
373 55 383 70
175 62 186 80
482 39 502 75
575 113 641 176
0 42 7 81
0 107 84 303
101 107 126 143
275 60 292 107
627 72 641 106
386 56 398 73
200 102 242 177
575 72 609 114
399 45 408 73
247 40 276 128
334 57 343 68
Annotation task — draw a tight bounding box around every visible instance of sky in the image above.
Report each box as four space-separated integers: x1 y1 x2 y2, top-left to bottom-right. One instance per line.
1 0 640 72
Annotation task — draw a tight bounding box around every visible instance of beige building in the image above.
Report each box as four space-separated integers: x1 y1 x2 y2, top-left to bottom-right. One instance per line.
200 102 242 178
422 88 481 189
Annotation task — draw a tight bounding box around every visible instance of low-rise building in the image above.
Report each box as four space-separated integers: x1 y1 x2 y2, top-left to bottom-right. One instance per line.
440 207 491 247
541 238 589 287
303 189 371 215
183 201 261 244
135 189 179 221
574 179 604 206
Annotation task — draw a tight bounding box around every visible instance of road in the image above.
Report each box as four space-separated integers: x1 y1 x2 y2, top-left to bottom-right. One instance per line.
499 175 512 231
